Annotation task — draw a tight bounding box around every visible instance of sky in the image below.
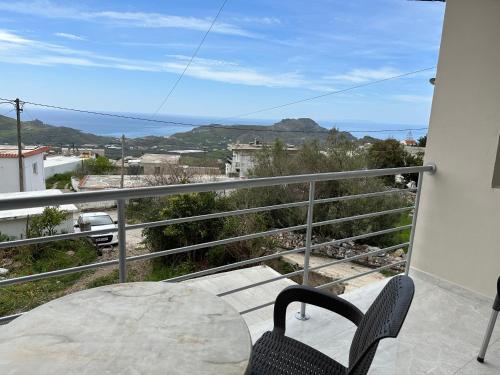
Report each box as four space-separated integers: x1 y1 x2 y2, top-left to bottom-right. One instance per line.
0 0 445 130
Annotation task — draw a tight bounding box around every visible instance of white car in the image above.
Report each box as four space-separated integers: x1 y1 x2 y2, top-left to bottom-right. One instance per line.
75 212 118 247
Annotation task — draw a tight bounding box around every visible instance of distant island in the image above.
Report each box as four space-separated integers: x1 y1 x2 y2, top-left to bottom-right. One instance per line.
0 115 377 154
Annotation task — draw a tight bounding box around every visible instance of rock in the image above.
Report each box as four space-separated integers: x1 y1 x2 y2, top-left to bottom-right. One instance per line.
0 267 9 276
66 250 75 256
393 249 405 257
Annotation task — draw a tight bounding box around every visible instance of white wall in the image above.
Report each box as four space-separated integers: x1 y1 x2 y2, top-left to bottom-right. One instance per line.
0 158 20 193
0 154 45 193
0 214 75 240
413 0 500 297
44 157 81 179
23 153 45 191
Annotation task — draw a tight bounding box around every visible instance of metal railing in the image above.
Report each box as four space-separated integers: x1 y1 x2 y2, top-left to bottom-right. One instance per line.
0 164 435 324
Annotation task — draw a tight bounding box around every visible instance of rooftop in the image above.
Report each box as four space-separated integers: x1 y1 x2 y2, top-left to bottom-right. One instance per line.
229 142 299 152
0 189 78 220
140 153 181 164
78 174 238 190
0 146 50 158
44 155 82 167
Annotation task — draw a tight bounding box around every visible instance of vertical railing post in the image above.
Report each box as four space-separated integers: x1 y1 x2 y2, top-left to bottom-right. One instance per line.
117 199 127 283
405 171 424 276
297 181 315 320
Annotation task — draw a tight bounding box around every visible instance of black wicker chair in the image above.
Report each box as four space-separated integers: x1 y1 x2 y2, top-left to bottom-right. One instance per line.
250 275 415 375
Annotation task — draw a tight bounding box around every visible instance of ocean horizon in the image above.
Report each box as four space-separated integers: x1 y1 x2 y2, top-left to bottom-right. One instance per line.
6 108 427 141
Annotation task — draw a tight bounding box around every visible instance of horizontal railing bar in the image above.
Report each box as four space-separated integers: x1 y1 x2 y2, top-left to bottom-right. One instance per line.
165 247 306 283
313 188 415 205
308 242 409 272
0 259 119 287
240 301 275 315
125 224 308 263
312 207 413 228
218 269 304 297
127 201 309 231
0 227 118 250
0 165 435 210
317 261 406 290
311 225 412 250
0 313 22 325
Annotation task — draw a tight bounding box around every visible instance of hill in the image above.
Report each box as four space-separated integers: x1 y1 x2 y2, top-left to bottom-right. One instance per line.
0 115 116 145
164 118 356 149
0 115 359 151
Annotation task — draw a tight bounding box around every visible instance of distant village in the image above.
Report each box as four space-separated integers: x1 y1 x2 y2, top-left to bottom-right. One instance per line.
0 136 424 241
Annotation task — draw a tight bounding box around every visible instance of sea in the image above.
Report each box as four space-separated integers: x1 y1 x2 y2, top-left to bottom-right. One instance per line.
8 108 427 141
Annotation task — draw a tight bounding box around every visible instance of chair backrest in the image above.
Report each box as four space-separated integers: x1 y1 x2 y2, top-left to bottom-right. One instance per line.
347 275 415 374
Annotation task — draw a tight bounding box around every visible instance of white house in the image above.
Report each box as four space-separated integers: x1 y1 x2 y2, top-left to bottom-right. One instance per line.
0 146 49 193
0 189 78 240
225 142 299 178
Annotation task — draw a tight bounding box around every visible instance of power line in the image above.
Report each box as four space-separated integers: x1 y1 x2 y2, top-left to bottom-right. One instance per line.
0 96 428 135
223 66 436 120
153 0 229 115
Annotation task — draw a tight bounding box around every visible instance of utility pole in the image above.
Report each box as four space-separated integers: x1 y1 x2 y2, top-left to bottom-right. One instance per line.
120 134 125 188
15 98 24 192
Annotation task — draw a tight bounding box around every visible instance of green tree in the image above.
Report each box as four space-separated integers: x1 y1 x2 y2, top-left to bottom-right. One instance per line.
417 135 427 147
136 192 229 264
83 156 115 175
27 207 68 238
367 139 422 185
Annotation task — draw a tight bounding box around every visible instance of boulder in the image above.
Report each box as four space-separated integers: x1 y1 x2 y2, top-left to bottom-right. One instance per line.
0 267 9 276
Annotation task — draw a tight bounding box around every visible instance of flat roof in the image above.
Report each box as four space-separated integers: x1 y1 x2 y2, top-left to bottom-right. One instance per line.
229 143 299 151
0 189 78 220
44 156 82 167
140 153 180 164
79 174 239 190
0 146 50 158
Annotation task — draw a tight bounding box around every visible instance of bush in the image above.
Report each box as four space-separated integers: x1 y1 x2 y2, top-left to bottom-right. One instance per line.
82 156 115 175
45 172 73 189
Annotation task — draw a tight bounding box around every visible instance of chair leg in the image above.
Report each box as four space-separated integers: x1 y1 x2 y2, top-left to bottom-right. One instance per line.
477 309 499 363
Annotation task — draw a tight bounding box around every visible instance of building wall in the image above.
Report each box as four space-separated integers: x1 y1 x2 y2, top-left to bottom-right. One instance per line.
0 214 75 240
413 0 500 297
23 153 45 191
0 154 45 193
44 158 81 178
0 158 20 193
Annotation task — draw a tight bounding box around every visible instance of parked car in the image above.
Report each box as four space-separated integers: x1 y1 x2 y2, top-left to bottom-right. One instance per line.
75 212 118 247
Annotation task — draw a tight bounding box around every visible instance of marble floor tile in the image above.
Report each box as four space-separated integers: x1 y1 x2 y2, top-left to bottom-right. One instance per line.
248 270 500 374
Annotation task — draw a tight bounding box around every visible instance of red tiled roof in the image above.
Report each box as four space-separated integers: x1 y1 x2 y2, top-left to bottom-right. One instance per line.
0 146 50 158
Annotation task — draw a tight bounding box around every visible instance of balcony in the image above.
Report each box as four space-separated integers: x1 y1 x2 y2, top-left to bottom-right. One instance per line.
1 163 499 374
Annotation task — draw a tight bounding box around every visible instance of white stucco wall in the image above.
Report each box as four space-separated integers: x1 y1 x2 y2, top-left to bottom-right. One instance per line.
44 156 81 179
0 215 75 240
413 0 500 297
0 154 45 193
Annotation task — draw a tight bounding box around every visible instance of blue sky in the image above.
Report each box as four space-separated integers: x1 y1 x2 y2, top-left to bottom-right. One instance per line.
0 0 445 129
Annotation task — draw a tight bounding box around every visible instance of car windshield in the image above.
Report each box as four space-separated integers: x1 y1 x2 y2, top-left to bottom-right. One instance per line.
86 215 113 226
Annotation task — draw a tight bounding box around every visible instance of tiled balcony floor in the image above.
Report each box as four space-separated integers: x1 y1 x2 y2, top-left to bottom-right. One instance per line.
248 270 500 374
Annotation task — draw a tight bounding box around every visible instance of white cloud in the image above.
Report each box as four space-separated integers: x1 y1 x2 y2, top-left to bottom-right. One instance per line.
54 32 86 41
0 1 255 37
0 30 312 89
326 67 403 83
392 94 432 103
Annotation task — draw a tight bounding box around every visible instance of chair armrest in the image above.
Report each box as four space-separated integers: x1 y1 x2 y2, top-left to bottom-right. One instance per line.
273 285 364 334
